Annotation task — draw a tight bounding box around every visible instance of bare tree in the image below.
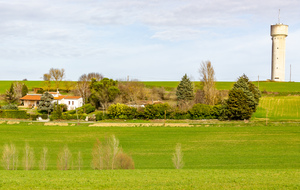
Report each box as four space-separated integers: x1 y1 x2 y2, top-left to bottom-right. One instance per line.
77 151 83 170
92 139 103 170
57 145 72 170
2 143 18 170
13 82 24 100
109 135 119 170
199 61 218 105
87 72 103 81
39 146 48 170
91 135 134 170
118 80 148 103
23 143 35 170
172 143 184 169
48 68 65 90
75 74 91 104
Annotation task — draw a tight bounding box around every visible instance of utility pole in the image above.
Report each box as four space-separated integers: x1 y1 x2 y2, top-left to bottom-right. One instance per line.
290 64 292 82
258 75 259 88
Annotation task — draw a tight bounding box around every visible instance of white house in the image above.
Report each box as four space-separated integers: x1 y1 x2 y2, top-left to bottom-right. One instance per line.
20 91 83 110
54 95 83 110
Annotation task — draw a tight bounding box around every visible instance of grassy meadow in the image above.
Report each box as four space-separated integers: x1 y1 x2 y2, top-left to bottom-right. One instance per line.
143 81 300 92
0 122 299 189
0 80 299 94
253 96 300 120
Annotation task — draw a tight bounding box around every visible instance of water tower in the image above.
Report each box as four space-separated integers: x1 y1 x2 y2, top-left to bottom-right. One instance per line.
270 15 288 81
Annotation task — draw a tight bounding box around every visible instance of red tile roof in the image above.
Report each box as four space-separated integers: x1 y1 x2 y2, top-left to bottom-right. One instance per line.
20 94 81 101
54 95 67 100
20 95 41 101
64 96 81 99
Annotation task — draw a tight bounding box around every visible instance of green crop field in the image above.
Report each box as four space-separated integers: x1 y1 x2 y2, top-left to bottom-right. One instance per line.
0 122 299 189
143 81 300 92
0 81 45 94
1 169 299 189
253 96 300 120
0 80 299 94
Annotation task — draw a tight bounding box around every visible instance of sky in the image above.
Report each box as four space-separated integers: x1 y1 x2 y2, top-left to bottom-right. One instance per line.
0 0 299 82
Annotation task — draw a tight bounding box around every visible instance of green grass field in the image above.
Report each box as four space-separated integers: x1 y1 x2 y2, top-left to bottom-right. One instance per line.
253 96 300 120
0 122 299 189
0 81 299 94
1 169 299 189
143 81 300 92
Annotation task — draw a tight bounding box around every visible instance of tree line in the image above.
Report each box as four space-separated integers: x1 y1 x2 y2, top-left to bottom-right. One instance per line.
2 62 261 120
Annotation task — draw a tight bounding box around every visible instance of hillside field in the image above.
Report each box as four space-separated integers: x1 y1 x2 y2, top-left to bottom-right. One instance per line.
0 122 299 189
253 96 300 120
0 81 299 94
143 81 300 92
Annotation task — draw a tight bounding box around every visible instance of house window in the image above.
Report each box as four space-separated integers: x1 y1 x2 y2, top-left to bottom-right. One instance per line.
72 101 74 105
69 101 70 105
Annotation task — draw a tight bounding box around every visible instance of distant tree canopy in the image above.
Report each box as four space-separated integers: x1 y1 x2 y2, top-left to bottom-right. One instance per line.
43 68 65 90
220 74 261 120
176 74 194 102
38 92 54 114
90 78 120 109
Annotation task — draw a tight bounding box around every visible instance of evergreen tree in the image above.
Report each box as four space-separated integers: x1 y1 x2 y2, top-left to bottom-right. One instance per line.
5 83 17 104
220 74 261 120
176 74 194 102
38 92 54 114
22 84 29 97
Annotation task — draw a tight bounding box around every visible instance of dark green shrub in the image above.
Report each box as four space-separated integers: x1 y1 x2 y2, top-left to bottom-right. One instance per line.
30 114 39 120
76 104 95 114
0 110 29 119
143 103 171 119
60 113 87 120
95 112 108 121
1 104 18 110
169 108 190 119
66 110 76 114
188 104 221 119
189 104 213 119
107 104 137 119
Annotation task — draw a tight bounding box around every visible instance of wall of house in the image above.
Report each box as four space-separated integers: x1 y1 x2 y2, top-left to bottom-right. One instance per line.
24 100 38 108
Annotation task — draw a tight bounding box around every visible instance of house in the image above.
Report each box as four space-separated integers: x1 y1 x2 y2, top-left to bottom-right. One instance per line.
20 91 83 110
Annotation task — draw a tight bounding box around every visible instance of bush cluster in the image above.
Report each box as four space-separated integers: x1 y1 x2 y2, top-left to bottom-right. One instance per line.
101 103 221 121
76 104 95 114
1 104 19 110
0 110 29 119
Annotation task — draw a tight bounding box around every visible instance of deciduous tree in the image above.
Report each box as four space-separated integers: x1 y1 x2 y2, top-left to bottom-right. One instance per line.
47 68 65 89
199 61 218 105
90 78 120 110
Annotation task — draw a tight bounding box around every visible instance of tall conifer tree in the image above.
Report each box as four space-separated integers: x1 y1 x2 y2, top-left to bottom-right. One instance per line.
176 74 194 102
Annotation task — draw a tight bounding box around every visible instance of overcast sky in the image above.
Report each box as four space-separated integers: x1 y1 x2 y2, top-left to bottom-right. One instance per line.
0 0 299 82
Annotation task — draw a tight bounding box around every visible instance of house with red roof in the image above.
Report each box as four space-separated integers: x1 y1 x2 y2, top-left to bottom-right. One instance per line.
20 91 83 110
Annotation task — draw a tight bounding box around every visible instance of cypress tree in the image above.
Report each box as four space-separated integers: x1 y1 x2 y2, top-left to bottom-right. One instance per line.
176 74 194 101
22 84 29 97
220 74 261 120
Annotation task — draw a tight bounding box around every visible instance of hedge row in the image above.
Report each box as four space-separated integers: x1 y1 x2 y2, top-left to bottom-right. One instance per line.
0 110 30 119
96 103 221 120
